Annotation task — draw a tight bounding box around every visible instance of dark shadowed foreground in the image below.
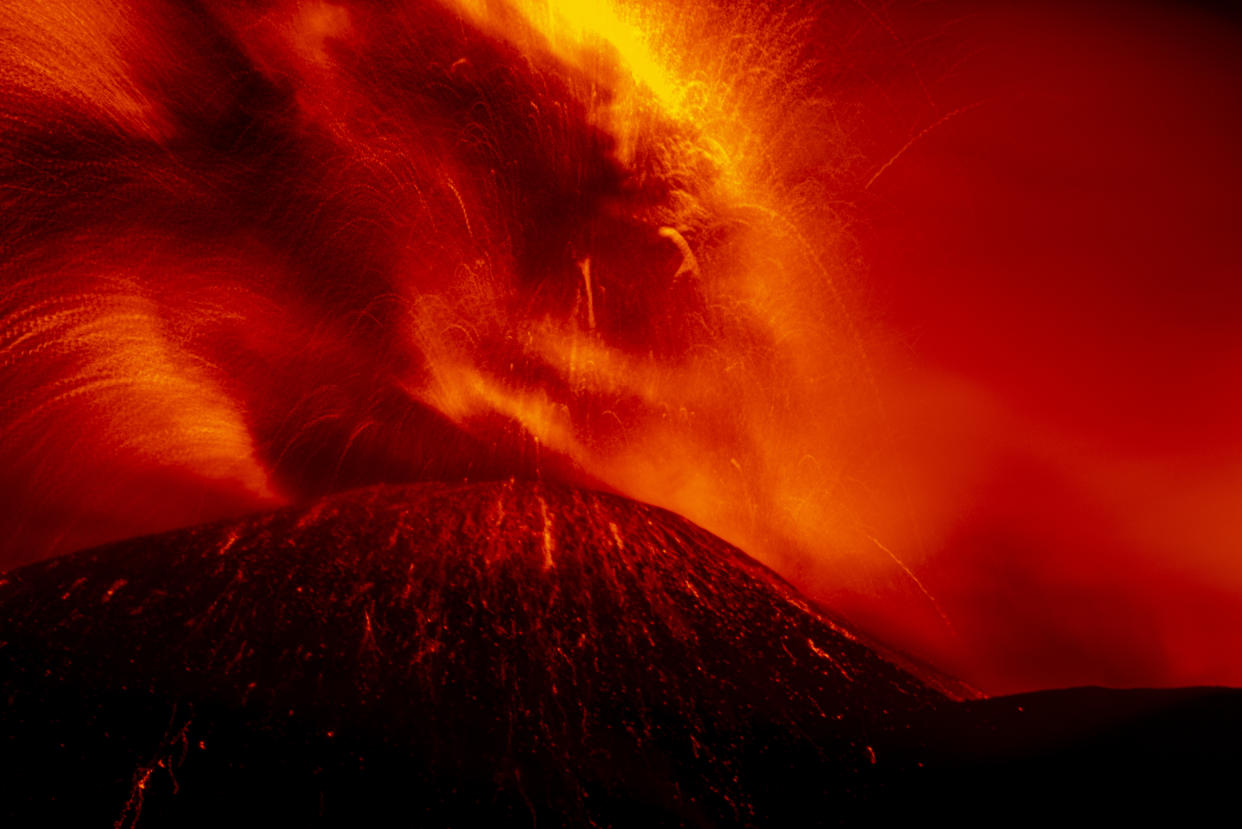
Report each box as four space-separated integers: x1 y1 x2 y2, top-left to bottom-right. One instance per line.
1 482 1238 825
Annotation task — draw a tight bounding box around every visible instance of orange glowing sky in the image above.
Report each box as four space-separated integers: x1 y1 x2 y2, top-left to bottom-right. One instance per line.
1 0 1240 695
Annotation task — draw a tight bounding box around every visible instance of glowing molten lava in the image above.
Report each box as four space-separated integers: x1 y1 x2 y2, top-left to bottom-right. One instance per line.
2 0 1241 694
1 482 956 824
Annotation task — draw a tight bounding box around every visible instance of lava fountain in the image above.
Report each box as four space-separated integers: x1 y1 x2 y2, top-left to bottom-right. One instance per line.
1 0 923 664
4 0 1242 699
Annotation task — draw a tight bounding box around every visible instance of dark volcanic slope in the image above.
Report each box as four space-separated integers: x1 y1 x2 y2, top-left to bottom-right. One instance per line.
1 481 949 826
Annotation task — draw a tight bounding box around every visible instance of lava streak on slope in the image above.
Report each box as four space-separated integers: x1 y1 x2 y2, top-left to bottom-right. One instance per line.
4 483 1238 825
1 482 953 825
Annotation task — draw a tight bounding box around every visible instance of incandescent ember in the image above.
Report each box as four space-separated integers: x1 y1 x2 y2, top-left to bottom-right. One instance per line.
2 480 958 825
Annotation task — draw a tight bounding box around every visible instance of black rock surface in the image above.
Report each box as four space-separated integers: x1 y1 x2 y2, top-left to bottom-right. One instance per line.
1 481 951 826
2 481 1239 825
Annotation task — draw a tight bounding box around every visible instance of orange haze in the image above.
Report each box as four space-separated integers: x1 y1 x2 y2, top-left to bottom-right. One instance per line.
1 0 1240 694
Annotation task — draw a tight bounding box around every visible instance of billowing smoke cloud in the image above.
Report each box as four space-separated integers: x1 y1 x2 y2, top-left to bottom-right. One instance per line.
2 0 1240 694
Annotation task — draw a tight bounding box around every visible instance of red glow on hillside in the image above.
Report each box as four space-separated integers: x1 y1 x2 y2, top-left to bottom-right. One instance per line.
1 0 1240 694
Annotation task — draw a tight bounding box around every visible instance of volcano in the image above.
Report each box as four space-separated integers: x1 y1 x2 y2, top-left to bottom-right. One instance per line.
3 481 1240 825
2 481 955 826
